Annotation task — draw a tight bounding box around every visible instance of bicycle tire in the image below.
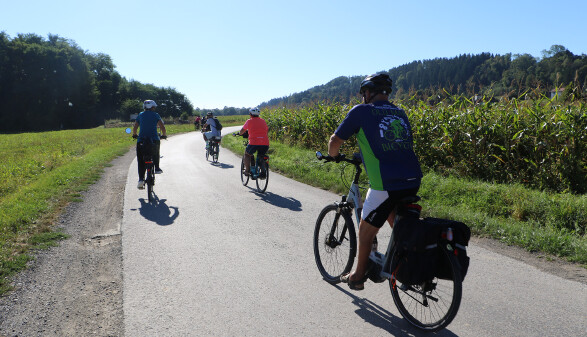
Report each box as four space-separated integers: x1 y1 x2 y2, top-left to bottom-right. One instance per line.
213 143 219 163
389 245 462 332
255 160 269 193
240 158 249 186
147 168 154 203
313 204 356 284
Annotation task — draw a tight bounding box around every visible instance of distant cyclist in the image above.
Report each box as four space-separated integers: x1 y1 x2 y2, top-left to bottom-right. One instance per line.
202 112 221 149
132 100 167 189
328 73 423 290
237 107 269 177
194 115 201 130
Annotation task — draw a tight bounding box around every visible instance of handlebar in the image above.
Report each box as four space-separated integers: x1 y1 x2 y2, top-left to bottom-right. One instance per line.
131 134 167 140
316 151 362 165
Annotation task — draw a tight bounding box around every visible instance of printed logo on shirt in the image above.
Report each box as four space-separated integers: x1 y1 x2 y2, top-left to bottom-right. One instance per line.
379 115 410 142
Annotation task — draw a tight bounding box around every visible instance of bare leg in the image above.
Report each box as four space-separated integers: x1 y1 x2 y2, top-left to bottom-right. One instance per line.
243 153 252 174
349 219 379 283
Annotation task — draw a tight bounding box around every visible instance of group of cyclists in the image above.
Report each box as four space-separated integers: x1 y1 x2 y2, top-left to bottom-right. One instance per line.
132 73 422 292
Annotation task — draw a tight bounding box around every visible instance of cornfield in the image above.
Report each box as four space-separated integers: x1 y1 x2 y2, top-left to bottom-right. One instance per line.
263 95 587 194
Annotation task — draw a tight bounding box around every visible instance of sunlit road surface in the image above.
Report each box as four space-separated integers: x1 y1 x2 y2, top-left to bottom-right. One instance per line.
122 126 587 336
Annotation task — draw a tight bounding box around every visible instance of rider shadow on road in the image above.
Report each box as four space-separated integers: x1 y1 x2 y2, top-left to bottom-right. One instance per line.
252 191 302 211
335 285 459 337
133 196 180 226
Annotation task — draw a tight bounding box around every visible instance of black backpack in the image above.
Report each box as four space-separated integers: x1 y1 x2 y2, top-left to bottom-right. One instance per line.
213 118 223 131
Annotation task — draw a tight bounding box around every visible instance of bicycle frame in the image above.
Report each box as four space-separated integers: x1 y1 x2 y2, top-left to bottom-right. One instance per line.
345 167 363 226
321 151 400 281
346 164 396 281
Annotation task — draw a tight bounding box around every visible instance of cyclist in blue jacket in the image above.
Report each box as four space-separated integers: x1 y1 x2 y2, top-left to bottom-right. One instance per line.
328 73 423 290
132 100 167 189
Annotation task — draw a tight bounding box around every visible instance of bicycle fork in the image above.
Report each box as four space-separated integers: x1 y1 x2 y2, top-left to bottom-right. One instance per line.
325 197 352 248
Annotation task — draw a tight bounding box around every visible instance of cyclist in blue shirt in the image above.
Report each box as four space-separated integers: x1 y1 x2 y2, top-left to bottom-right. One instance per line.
132 100 167 189
328 73 423 290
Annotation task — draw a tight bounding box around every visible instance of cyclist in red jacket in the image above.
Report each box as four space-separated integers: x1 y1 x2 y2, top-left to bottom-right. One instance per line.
237 108 269 177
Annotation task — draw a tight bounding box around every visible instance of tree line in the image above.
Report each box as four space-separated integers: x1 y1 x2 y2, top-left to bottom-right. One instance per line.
0 33 194 132
194 106 251 117
260 45 586 108
1 34 585 133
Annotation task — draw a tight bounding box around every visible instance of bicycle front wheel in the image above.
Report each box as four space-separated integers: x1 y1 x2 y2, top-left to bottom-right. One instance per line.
255 161 269 193
240 158 249 186
313 204 356 284
389 245 462 332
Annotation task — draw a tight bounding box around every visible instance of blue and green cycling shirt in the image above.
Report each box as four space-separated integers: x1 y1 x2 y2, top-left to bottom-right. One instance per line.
335 100 423 191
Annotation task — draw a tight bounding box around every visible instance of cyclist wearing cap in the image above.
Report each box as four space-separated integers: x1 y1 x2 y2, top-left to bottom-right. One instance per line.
202 112 221 147
328 73 423 290
132 99 167 189
237 107 269 177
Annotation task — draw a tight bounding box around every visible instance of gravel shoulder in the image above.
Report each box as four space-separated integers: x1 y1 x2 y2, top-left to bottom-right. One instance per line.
0 150 133 337
0 149 585 336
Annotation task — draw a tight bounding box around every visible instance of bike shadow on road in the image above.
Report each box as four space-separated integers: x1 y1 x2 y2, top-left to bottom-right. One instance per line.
132 196 180 226
250 191 302 211
209 162 234 169
334 284 460 337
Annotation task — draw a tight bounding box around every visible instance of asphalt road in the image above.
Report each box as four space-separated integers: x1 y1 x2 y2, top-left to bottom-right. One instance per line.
122 127 587 336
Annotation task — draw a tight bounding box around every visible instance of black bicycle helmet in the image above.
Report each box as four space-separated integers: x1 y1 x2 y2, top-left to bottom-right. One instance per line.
359 73 393 95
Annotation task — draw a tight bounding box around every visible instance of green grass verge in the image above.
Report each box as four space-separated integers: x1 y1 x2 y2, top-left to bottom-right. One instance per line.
0 124 194 295
217 114 249 126
221 135 587 267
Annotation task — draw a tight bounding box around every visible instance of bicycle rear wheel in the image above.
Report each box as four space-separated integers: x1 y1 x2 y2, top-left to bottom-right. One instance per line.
147 167 154 203
313 204 356 284
213 143 219 163
255 160 269 193
240 158 249 186
389 245 462 332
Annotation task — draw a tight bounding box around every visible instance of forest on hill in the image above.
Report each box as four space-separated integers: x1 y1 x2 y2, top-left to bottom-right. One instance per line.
0 33 194 132
260 45 586 108
1 33 585 132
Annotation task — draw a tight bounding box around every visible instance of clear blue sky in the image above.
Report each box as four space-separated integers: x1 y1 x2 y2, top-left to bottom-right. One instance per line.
3 0 586 109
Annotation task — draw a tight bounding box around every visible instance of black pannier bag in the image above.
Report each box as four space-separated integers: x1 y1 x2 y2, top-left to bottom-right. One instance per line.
423 217 471 281
138 140 155 161
392 206 439 285
392 208 471 285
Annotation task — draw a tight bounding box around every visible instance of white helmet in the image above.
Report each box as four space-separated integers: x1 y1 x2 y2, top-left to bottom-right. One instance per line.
249 107 260 116
143 100 157 109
